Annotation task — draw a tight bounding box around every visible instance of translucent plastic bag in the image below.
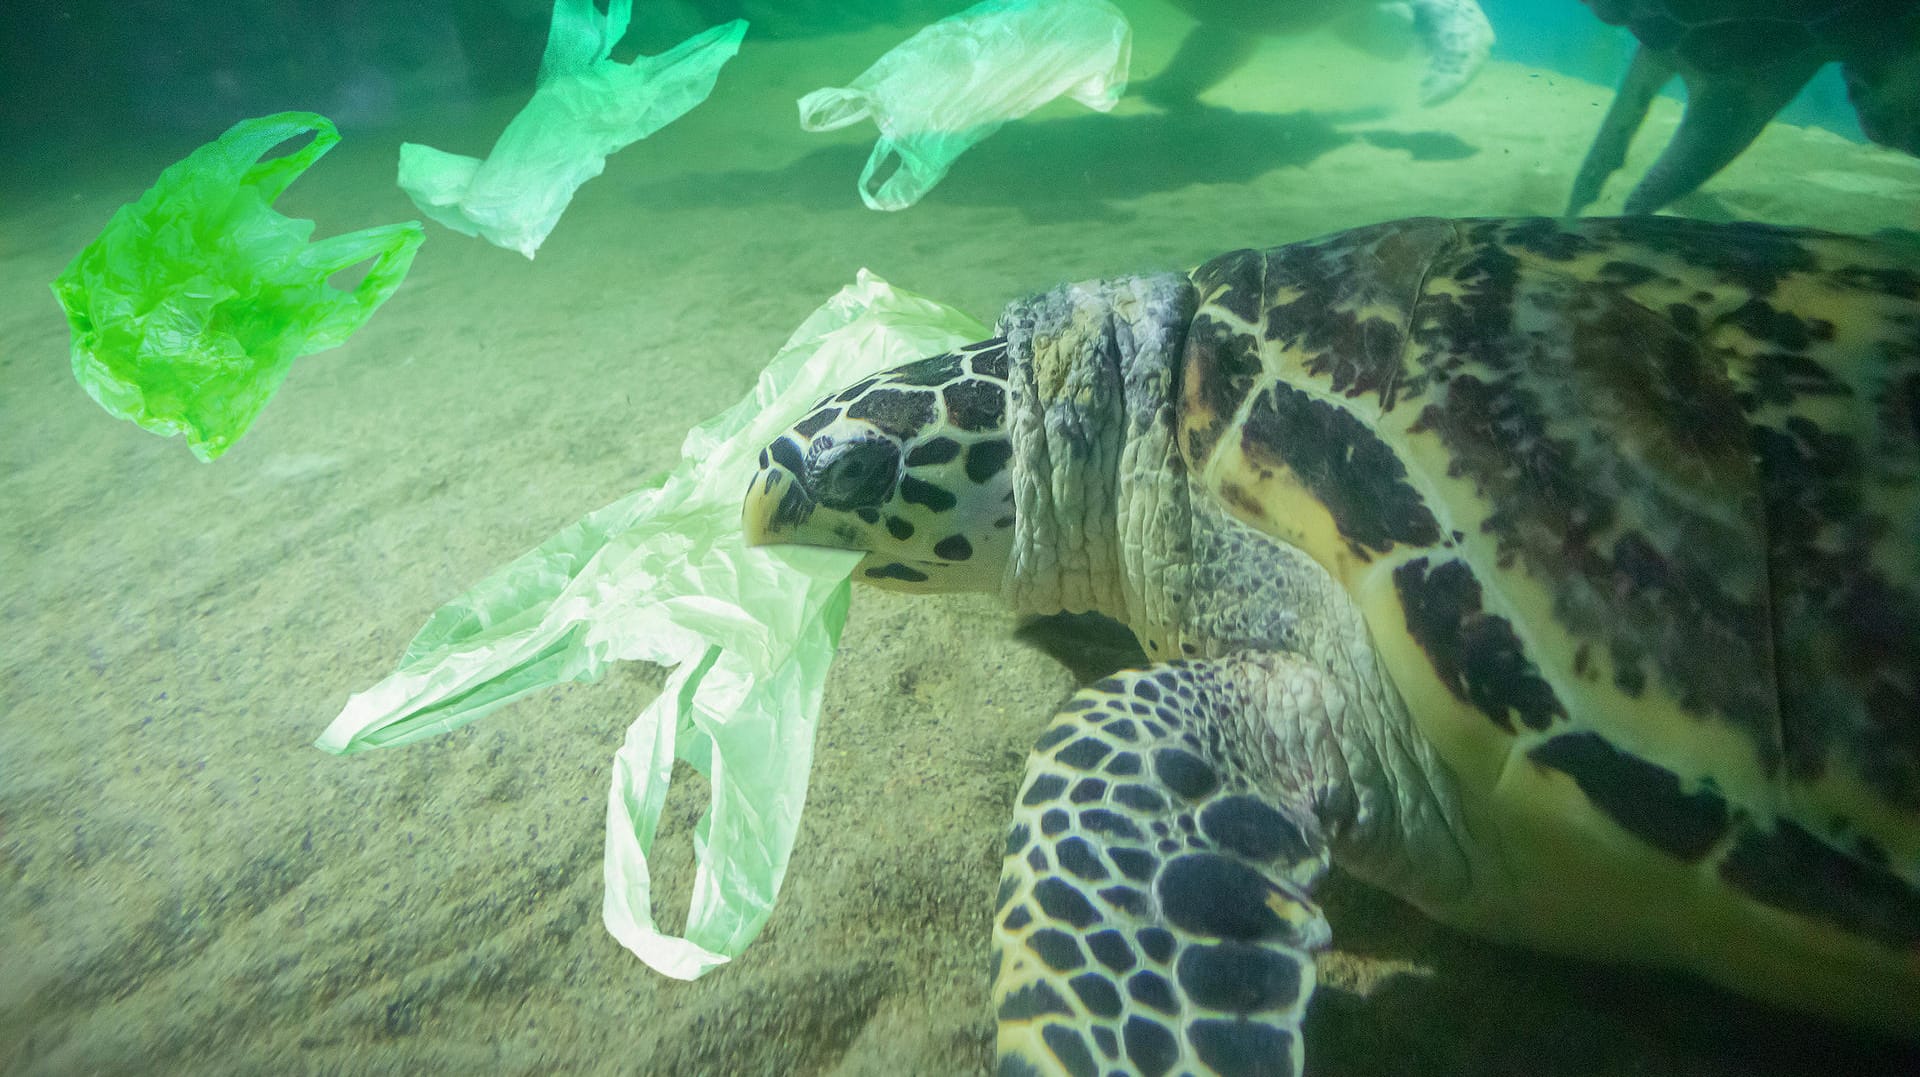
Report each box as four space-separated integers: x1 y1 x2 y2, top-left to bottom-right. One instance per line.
400 0 746 257
798 0 1131 210
50 111 424 462
319 271 987 979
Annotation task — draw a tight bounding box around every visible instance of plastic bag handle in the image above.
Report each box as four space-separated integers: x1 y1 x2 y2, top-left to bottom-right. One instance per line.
796 87 875 133
296 222 427 350
539 0 633 82
857 139 918 212
232 112 342 206
857 131 973 212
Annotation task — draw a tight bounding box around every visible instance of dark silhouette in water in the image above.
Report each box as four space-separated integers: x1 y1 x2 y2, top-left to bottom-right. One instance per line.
1136 0 1496 109
1359 128 1476 160
1567 0 1920 215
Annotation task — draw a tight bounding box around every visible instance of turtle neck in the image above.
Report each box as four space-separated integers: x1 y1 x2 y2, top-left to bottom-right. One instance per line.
996 270 1197 645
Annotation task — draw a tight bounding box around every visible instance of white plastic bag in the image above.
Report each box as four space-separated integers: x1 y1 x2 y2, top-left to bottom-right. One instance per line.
798 0 1132 211
399 1 746 257
318 271 987 979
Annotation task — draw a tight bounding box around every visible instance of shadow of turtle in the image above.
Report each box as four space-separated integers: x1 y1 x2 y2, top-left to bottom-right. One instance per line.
631 106 1477 221
1357 129 1477 162
1305 874 1920 1077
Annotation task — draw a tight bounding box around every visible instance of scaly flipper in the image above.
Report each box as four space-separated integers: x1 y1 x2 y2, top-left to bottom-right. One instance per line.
1566 44 1673 215
1619 56 1821 214
993 660 1334 1077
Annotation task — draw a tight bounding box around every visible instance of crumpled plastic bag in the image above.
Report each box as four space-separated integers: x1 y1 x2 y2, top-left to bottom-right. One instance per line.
317 270 987 979
399 0 746 257
798 0 1131 210
50 111 424 462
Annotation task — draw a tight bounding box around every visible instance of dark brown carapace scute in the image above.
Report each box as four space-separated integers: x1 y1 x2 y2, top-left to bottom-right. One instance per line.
1177 215 1920 946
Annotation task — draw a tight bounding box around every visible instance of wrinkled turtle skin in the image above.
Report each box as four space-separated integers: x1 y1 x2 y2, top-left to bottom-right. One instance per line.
1138 0 1495 109
745 216 1920 1076
1568 0 1920 215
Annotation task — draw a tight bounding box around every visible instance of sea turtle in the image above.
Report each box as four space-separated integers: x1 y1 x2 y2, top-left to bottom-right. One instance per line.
742 215 1920 1075
1566 0 1920 216
1136 0 1495 110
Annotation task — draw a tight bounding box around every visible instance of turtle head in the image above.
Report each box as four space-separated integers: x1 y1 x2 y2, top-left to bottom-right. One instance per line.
746 271 1195 619
743 341 1015 593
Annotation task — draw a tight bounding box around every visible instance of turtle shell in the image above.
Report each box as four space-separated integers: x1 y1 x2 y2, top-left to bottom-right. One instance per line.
1174 216 1919 1007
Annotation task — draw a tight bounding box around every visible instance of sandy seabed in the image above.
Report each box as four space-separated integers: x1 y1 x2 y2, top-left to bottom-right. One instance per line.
4 12 1919 1077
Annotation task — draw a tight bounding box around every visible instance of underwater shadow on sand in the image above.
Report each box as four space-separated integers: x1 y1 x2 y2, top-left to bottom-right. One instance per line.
1302 876 1920 1077
633 107 1480 222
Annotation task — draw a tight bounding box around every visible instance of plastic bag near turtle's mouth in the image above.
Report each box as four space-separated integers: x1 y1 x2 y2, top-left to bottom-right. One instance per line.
319 270 986 980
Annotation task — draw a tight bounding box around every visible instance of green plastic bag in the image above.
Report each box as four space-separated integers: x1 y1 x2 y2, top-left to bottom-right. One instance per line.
318 270 987 979
399 1 747 258
51 112 424 462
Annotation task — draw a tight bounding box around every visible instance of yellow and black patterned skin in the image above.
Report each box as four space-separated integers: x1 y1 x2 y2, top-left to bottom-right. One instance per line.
746 217 1920 1075
1181 216 1919 1020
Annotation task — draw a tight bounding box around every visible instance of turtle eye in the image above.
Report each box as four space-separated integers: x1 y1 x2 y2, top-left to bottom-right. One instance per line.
813 439 900 510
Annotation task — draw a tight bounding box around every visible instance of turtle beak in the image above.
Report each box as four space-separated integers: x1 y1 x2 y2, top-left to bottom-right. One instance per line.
742 466 808 548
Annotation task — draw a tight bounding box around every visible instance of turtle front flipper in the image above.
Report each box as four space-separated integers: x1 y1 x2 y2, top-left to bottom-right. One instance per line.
1621 55 1824 214
1566 44 1674 216
994 662 1333 1077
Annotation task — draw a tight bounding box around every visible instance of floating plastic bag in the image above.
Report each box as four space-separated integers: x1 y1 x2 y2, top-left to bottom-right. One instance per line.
798 0 1131 210
318 271 987 979
50 112 424 462
399 0 746 257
